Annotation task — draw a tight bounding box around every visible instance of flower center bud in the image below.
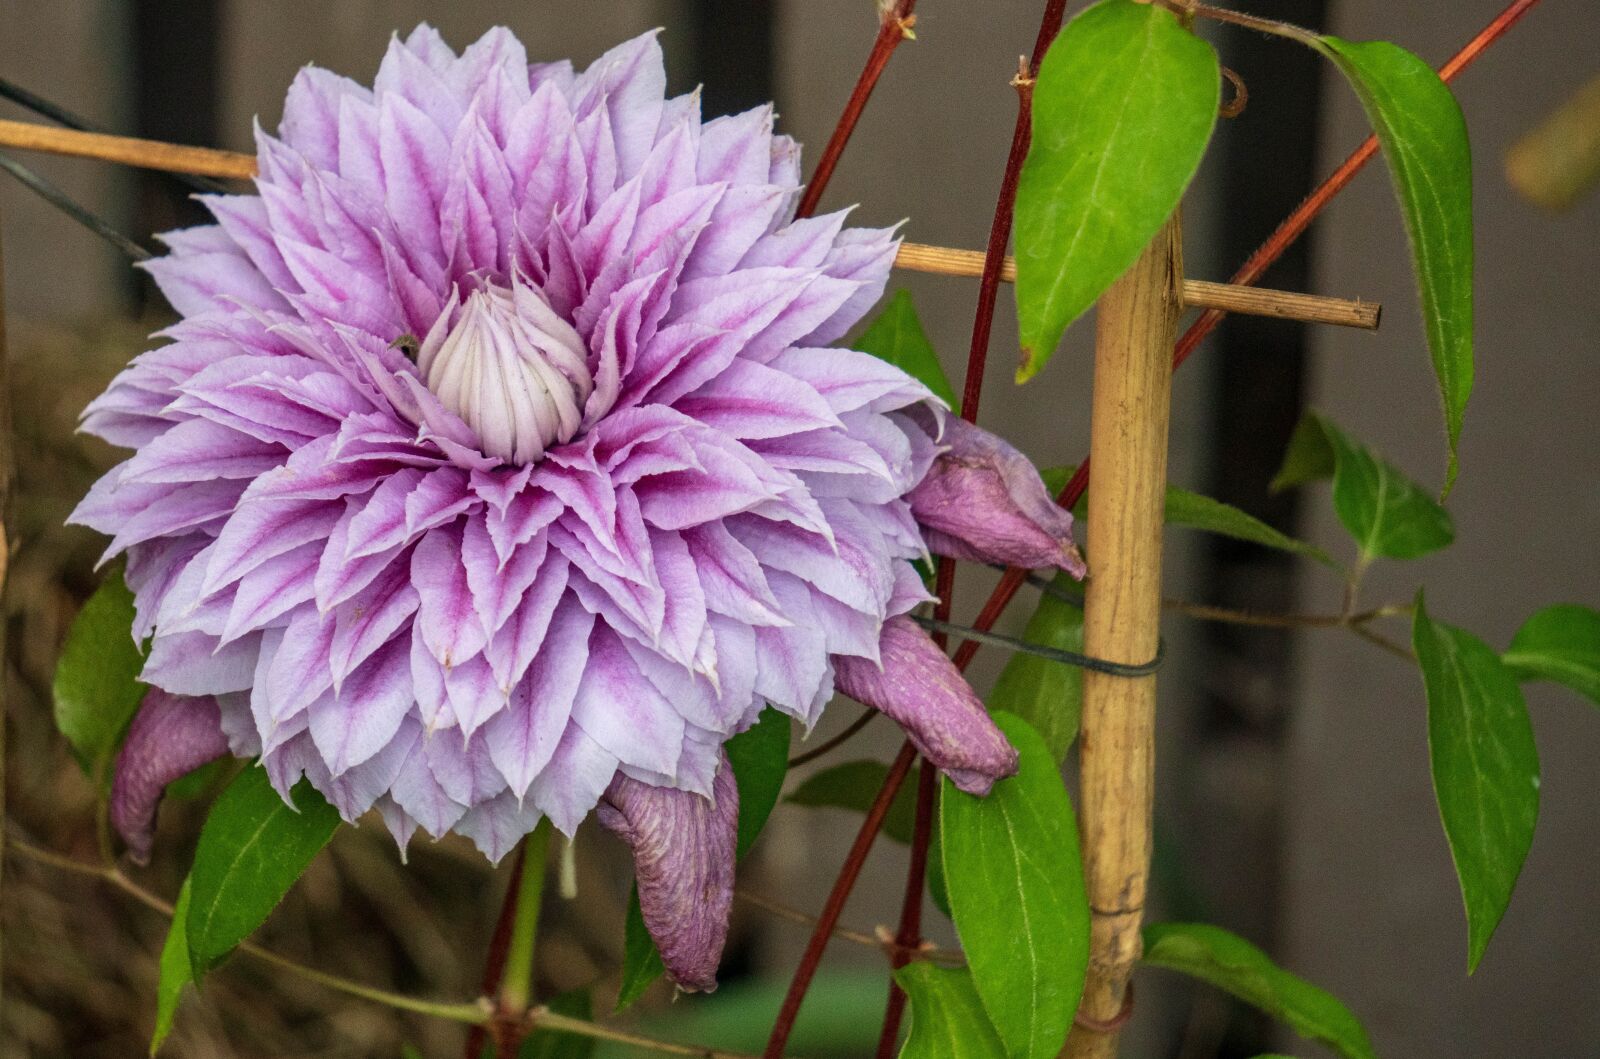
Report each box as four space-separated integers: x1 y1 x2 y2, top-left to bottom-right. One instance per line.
417 281 593 465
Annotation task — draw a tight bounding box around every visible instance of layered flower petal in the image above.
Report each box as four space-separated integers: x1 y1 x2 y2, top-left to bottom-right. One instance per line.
109 690 230 864
596 754 738 992
833 616 1019 796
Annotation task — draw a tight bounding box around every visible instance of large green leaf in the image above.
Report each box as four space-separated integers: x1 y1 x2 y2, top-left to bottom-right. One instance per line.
1142 922 1376 1059
941 713 1088 1059
1014 0 1219 380
1312 415 1453 560
1503 603 1600 708
787 759 917 844
186 769 340 975
150 878 193 1055
853 289 958 408
1315 38 1474 494
726 707 791 859
53 568 147 770
616 719 789 1011
894 963 1007 1059
1414 595 1540 971
989 574 1084 760
1166 487 1336 567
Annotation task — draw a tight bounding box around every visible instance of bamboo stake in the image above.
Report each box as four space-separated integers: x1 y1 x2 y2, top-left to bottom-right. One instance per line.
894 241 1378 330
1065 216 1183 1059
0 119 1379 331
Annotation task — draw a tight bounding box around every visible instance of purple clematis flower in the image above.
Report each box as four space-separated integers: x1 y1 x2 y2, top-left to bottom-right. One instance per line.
76 26 1082 991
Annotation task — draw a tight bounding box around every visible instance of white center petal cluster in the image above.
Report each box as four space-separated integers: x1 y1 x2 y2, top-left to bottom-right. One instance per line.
418 282 594 465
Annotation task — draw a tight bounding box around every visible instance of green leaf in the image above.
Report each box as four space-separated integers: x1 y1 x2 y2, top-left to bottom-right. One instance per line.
1314 37 1474 493
53 568 147 770
1503 604 1600 708
1270 415 1337 494
1413 594 1540 971
895 963 1007 1059
787 760 917 844
1314 415 1454 560
989 574 1084 760
725 707 791 859
520 987 596 1059
1166 487 1336 567
615 889 666 1012
1143 922 1376 1059
1042 464 1332 570
150 878 193 1055
854 289 958 409
1014 0 1219 380
617 719 789 1011
941 713 1089 1059
186 769 340 975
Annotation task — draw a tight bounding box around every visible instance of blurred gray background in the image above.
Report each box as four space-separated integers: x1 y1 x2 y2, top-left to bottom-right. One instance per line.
1 0 1596 1056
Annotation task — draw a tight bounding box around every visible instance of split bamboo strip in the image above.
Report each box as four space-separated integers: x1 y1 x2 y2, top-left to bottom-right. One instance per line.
1064 216 1183 1059
894 241 1379 330
0 119 1380 331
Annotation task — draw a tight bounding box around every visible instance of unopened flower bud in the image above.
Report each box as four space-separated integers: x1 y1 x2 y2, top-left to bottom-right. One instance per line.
907 412 1086 577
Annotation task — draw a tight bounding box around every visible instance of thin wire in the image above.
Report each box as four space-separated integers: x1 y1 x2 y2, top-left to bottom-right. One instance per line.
0 76 229 194
908 615 1162 677
0 153 151 261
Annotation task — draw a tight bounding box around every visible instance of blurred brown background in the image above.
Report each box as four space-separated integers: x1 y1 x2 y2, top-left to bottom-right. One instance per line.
1 0 1596 1056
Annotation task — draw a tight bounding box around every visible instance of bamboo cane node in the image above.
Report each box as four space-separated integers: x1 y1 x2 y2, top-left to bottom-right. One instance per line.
1073 982 1137 1035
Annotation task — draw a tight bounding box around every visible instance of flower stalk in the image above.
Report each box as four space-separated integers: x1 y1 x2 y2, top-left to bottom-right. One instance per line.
497 820 552 1020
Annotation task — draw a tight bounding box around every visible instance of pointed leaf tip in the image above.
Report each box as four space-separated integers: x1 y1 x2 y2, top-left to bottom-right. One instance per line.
1014 0 1219 376
1413 593 1539 972
1314 36 1474 495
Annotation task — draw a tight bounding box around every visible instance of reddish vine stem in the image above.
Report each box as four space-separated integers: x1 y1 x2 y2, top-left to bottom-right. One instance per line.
793 0 920 220
955 0 1542 674
463 842 528 1059
762 741 918 1058
877 3 1071 1051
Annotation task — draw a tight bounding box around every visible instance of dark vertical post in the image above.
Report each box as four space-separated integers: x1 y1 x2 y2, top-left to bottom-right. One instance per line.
1189 2 1327 1055
683 0 777 119
131 0 221 241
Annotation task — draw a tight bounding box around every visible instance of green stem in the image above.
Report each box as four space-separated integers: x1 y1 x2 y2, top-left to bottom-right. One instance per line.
497 819 552 1015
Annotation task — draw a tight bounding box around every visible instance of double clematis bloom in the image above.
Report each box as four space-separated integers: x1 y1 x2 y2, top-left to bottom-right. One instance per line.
75 26 1084 991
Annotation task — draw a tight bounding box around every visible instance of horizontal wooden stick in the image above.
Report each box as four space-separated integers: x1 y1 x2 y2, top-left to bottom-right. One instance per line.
894 241 1380 330
0 118 1380 330
0 118 256 180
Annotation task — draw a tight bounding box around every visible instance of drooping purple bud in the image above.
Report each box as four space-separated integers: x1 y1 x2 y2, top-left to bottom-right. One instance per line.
417 279 594 465
597 756 739 993
109 690 230 864
833 616 1019 795
907 412 1086 577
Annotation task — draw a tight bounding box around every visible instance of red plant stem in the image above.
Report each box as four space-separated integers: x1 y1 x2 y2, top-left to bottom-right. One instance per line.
462 843 527 1059
953 0 1541 672
766 2 1539 1055
959 0 1071 420
763 741 918 1059
877 3 1072 1050
793 0 920 220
